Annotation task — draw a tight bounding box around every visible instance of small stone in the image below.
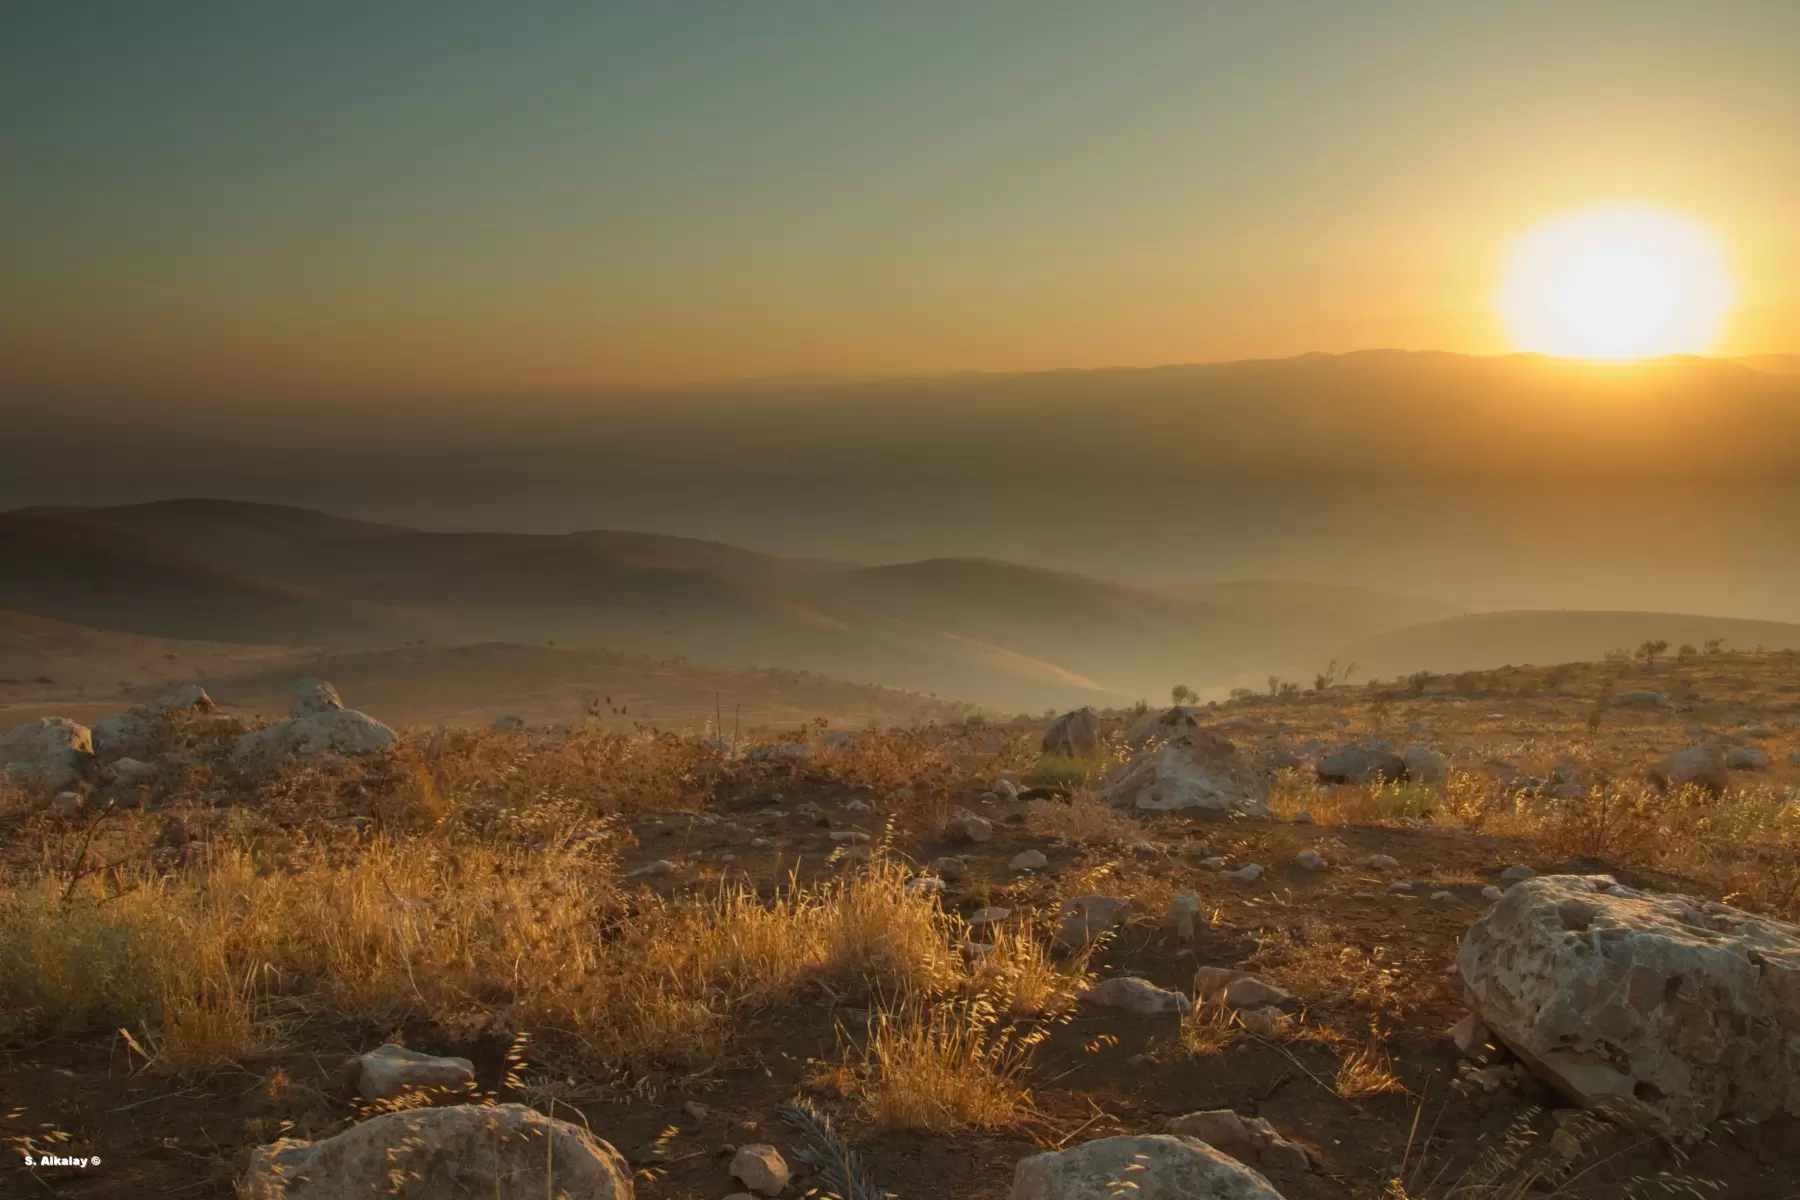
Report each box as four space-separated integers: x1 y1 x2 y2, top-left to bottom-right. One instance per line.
1447 1013 1490 1055
1357 854 1400 870
907 875 945 894
1237 1005 1292 1036
945 810 993 843
1481 885 1505 902
1294 849 1327 871
1222 864 1264 884
1431 890 1457 905
1292 810 1315 825
683 1100 710 1122
1198 856 1228 870
1131 840 1162 857
749 837 772 849
967 906 1012 927
355 1044 475 1100
729 1143 790 1196
828 830 870 844
1009 849 1048 871
1165 891 1201 941
1499 865 1536 885
1387 881 1415 895
627 859 677 879
1080 976 1192 1016
928 855 971 883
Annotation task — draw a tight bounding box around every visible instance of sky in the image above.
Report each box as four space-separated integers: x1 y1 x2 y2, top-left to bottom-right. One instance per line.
3 1 1798 397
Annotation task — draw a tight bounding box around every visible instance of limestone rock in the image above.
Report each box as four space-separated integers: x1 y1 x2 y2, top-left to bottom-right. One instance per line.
946 809 993 842
1166 1110 1309 1174
241 1103 631 1199
1011 1134 1284 1200
1102 728 1269 819
1081 976 1191 1016
1458 874 1800 1134
230 709 398 774
1726 746 1770 771
1042 707 1103 758
92 684 214 761
1 718 93 791
1402 745 1447 785
1315 744 1406 786
729 1144 789 1196
1648 745 1728 794
290 678 344 718
354 1044 475 1100
1193 968 1291 1010
1054 895 1132 951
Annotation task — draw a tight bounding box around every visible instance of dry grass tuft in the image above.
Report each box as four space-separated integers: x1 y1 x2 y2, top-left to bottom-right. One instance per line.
1336 1039 1406 1098
842 995 1041 1131
1023 790 1138 845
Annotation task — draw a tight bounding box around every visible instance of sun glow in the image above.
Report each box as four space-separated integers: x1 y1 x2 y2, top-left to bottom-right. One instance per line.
1497 209 1733 360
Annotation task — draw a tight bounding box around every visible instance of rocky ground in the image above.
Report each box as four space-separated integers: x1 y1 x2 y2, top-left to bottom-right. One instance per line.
3 650 1800 1198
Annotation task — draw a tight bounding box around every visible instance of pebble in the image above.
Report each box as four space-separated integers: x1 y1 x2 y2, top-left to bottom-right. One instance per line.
1357 854 1400 870
729 1144 790 1196
1198 856 1228 871
1294 849 1327 871
1222 864 1265 884
1430 890 1457 905
1387 881 1415 895
1009 849 1049 871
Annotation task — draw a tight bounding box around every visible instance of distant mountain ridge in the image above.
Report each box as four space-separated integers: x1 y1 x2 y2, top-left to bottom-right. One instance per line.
5 498 1468 709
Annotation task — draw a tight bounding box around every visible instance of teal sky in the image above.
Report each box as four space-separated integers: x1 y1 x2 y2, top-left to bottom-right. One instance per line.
4 1 1797 395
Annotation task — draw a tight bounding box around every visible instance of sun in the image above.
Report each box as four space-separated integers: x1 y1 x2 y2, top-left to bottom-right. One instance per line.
1497 208 1733 360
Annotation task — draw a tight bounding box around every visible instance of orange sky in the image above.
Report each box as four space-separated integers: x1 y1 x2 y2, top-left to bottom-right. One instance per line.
3 3 1796 398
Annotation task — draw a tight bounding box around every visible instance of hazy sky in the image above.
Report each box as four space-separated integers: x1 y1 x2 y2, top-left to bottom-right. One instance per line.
4 1 1797 396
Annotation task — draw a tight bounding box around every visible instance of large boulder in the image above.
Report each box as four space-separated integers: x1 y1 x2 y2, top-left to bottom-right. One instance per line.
231 709 398 774
242 1103 632 1199
1043 708 1103 759
1 718 94 791
1648 745 1728 794
1458 874 1800 1134
92 684 214 761
1402 745 1447 786
290 678 345 719
1011 1134 1284 1199
1103 727 1269 819
1315 744 1406 786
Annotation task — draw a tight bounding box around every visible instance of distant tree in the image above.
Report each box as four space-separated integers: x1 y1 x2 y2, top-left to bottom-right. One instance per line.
1635 639 1669 665
1704 638 1726 656
1171 683 1196 706
1676 643 1697 662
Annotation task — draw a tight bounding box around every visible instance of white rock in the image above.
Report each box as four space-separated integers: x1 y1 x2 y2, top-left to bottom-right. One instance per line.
730 1143 790 1196
946 809 994 842
1 718 94 791
1193 968 1292 1010
967 906 1012 927
92 685 214 760
355 1044 475 1099
1102 727 1271 819
1011 1134 1284 1200
230 709 398 774
1081 976 1192 1016
1054 895 1132 951
1010 849 1049 871
240 1103 630 1200
1198 856 1229 871
1430 890 1457 905
1166 891 1201 941
1481 885 1505 902
290 678 344 718
1459 875 1800 1134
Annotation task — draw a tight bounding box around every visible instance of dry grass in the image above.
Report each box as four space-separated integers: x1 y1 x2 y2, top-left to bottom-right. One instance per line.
1336 1040 1406 1098
842 995 1042 1131
1023 790 1139 845
1177 998 1239 1057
